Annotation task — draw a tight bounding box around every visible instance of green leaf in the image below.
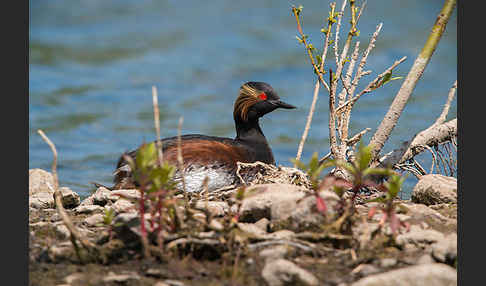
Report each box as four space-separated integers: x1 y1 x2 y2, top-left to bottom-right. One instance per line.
384 174 405 198
363 167 393 177
357 143 373 171
136 142 157 171
366 196 386 203
236 187 246 200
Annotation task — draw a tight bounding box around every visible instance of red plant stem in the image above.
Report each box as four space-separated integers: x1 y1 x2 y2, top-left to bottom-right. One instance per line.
155 196 163 235
139 190 147 240
350 184 361 204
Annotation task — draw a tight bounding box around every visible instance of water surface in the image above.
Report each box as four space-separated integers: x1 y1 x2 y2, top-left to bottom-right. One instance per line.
29 0 457 199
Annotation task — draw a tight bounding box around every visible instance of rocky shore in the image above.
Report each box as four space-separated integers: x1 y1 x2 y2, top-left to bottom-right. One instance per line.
29 168 457 286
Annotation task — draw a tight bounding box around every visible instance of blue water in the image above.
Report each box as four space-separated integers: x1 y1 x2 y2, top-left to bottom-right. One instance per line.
29 0 457 199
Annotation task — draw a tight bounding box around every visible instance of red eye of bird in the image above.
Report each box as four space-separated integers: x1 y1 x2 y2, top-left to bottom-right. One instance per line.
258 92 267 100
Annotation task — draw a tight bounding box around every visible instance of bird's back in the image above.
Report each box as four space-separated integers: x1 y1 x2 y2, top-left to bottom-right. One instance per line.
113 134 262 191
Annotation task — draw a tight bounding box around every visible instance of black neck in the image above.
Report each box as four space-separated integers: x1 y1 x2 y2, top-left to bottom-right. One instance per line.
234 117 275 164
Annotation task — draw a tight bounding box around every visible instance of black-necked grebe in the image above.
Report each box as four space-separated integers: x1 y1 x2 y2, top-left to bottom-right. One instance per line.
112 81 296 192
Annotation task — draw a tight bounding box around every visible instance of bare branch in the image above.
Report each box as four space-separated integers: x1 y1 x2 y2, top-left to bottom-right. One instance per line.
334 0 348 66
434 80 457 125
294 3 337 163
177 117 187 195
152 86 164 165
378 118 457 168
345 128 371 147
38 129 98 262
369 0 457 160
335 56 407 114
37 130 58 190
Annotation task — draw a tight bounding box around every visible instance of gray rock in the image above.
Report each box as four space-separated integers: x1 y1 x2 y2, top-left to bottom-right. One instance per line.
379 258 397 268
47 241 75 262
400 203 451 223
432 233 457 264
112 198 136 214
162 280 186 286
264 230 296 240
285 190 340 230
259 245 289 262
351 263 456 286
351 264 381 277
64 273 85 284
411 175 457 205
102 271 140 283
396 225 444 247
80 187 119 207
238 222 268 238
59 187 81 208
112 213 151 243
29 169 55 196
416 254 435 264
110 189 141 201
238 184 308 223
29 192 55 209
254 218 270 232
83 213 104 227
74 205 105 215
194 201 229 217
262 258 319 286
54 224 71 240
208 219 224 231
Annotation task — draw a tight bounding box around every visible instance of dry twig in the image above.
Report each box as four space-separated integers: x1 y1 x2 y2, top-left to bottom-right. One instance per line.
37 129 98 262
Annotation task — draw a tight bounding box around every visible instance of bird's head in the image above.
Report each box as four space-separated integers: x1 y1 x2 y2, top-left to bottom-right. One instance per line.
233 81 296 123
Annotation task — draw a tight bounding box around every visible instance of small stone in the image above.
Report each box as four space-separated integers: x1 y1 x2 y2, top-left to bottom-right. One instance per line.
83 213 104 227
396 225 444 247
262 258 319 286
80 187 120 207
206 219 223 231
416 254 435 264
60 187 81 208
47 242 75 262
259 245 289 261
162 280 186 286
194 201 229 217
54 224 70 240
112 198 136 214
110 189 141 201
254 218 270 232
264 230 295 240
239 184 308 223
351 263 456 286
64 272 85 284
74 205 105 214
431 233 457 264
379 258 397 268
103 271 140 283
238 222 268 238
351 264 381 277
411 174 457 205
145 268 171 278
29 169 55 195
29 192 55 209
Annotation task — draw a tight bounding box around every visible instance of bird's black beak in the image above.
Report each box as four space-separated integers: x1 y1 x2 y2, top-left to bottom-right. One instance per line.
269 100 296 109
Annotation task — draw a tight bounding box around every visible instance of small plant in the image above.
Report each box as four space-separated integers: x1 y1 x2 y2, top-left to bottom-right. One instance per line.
122 141 179 257
367 174 410 235
98 208 122 241
292 152 332 215
293 141 400 237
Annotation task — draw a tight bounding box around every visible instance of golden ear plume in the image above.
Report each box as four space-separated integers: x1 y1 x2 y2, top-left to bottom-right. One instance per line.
234 84 260 121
